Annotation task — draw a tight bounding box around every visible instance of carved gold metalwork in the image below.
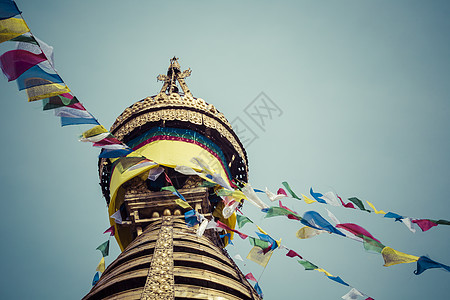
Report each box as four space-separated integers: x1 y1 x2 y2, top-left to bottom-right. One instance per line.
141 216 175 300
111 104 247 168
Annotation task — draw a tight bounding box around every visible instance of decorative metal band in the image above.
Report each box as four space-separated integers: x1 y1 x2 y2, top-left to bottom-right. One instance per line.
109 93 247 168
141 216 174 300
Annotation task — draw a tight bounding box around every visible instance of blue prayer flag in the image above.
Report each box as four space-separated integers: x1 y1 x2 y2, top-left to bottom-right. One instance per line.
0 0 21 20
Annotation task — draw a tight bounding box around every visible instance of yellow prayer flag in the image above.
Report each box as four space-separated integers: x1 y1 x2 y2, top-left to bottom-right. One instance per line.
315 268 333 277
381 246 419 267
296 226 325 239
82 125 108 138
256 225 268 235
0 18 30 43
96 257 105 273
246 246 273 267
301 194 316 204
174 198 192 209
26 83 70 102
366 201 386 215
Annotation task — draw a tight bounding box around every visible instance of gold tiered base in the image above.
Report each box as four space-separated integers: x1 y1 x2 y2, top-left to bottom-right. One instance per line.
83 217 261 300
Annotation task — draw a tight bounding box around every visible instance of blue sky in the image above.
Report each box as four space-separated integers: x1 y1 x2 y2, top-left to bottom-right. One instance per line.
0 1 449 299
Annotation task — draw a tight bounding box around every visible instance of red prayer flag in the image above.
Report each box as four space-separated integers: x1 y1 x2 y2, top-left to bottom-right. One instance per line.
216 220 248 239
0 49 48 81
411 219 438 232
336 223 382 243
103 225 115 236
286 249 303 259
245 272 257 282
277 188 287 196
337 194 355 209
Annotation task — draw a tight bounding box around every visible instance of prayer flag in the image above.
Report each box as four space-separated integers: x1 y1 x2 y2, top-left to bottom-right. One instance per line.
264 206 301 220
411 219 437 232
0 49 46 81
337 194 355 209
366 200 386 214
325 208 340 225
174 198 192 209
110 210 122 225
384 212 404 221
196 219 208 237
216 220 248 239
16 63 63 90
147 166 164 181
236 214 253 228
96 240 110 257
10 33 37 44
255 232 278 251
103 226 115 236
435 219 450 225
302 211 346 236
327 276 349 286
298 260 318 270
361 235 385 253
234 254 244 262
401 217 416 233
301 193 316 204
42 94 78 110
336 223 382 243
184 209 200 227
296 226 325 239
254 282 263 298
256 225 268 235
249 237 270 250
247 246 273 267
281 181 302 200
242 183 269 209
82 125 108 139
0 17 29 43
92 272 100 286
321 191 341 206
342 288 365 300
277 188 287 196
381 246 419 267
414 256 450 275
310 187 327 204
315 268 333 277
0 1 21 20
347 197 370 212
99 148 133 158
26 82 70 102
96 257 105 273
245 272 257 282
286 249 302 259
264 187 287 202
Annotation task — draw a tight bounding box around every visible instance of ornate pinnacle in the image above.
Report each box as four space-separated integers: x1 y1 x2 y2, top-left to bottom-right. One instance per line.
157 57 192 97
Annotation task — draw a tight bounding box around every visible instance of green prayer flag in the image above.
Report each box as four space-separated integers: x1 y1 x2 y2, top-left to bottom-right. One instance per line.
264 207 302 220
361 235 385 253
282 181 302 200
435 219 450 226
215 189 234 196
348 197 371 212
249 237 270 249
200 181 217 188
298 260 318 270
96 240 110 257
236 214 253 228
10 34 38 44
161 186 177 193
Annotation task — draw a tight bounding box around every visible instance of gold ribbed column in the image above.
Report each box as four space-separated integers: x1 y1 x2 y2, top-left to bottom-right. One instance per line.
141 216 174 300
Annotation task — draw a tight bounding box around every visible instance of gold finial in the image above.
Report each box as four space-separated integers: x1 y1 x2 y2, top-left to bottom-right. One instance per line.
157 57 192 97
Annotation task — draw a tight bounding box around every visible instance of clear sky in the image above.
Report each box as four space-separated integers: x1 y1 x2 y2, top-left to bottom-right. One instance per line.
0 1 449 299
